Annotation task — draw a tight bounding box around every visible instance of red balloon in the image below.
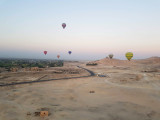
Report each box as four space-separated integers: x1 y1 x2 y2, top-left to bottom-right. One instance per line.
62 23 66 29
44 51 47 55
57 55 60 59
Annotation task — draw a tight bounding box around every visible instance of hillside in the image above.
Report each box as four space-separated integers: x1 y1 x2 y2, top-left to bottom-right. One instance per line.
92 57 160 66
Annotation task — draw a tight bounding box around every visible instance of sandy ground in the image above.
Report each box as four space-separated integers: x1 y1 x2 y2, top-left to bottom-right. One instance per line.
0 59 160 120
0 63 89 85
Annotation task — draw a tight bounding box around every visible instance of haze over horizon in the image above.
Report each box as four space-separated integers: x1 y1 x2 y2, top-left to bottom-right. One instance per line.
0 0 160 60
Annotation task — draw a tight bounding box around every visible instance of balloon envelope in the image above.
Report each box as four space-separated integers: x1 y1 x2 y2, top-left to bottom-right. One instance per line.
44 51 47 55
125 52 133 61
68 51 72 54
57 55 60 59
109 54 113 59
62 23 66 29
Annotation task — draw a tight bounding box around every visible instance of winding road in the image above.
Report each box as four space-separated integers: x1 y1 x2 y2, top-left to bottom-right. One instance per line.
0 66 95 87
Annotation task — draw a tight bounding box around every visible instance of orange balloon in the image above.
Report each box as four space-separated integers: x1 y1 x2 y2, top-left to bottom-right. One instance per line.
57 55 60 59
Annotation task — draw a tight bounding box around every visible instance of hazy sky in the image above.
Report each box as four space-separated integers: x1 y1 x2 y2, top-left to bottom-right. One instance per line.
0 0 160 60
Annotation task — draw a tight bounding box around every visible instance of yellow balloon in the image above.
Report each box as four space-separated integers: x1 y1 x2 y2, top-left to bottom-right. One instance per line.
125 52 133 61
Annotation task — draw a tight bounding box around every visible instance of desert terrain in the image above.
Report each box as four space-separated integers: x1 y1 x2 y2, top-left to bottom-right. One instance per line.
0 57 160 120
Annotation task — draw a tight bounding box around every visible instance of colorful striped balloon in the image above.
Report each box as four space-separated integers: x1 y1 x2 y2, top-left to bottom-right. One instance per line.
125 52 133 61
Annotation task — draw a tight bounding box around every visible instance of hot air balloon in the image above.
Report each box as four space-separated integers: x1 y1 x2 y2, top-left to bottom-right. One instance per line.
62 23 66 29
57 55 60 59
109 54 113 59
125 52 133 61
44 51 47 55
68 51 72 55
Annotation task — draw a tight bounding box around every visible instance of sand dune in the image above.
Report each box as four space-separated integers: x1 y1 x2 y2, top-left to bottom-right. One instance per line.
94 58 135 66
93 57 160 66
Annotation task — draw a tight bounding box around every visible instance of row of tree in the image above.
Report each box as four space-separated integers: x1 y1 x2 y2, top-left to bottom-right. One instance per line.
0 59 63 70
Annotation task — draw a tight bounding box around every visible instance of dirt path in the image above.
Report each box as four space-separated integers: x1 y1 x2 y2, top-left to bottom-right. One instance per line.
0 66 95 87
